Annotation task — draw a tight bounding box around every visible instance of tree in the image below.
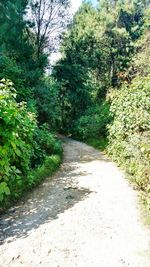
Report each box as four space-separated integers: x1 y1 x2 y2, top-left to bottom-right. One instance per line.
0 0 48 101
53 0 148 131
0 0 28 55
53 3 112 128
97 0 147 86
128 13 150 80
29 0 70 59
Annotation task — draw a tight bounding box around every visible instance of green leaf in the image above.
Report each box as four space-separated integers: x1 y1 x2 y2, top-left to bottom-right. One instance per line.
0 182 10 201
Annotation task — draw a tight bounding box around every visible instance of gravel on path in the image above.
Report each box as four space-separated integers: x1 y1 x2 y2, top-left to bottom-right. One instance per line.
0 137 150 267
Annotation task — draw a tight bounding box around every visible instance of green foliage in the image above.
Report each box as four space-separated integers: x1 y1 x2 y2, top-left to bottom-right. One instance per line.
0 56 22 85
108 76 150 137
0 79 36 202
0 0 49 104
53 3 111 126
27 155 62 188
108 75 150 196
31 124 62 168
34 77 61 128
73 102 111 140
0 0 66 209
0 80 62 208
54 0 147 130
129 30 150 79
52 0 150 216
86 138 108 151
0 0 149 218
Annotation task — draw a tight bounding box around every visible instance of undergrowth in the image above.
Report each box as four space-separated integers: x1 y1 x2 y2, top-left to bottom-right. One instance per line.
0 80 62 211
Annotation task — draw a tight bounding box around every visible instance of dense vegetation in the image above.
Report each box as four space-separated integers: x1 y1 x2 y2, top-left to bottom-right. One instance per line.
0 78 62 207
0 0 68 208
53 0 150 213
0 0 150 215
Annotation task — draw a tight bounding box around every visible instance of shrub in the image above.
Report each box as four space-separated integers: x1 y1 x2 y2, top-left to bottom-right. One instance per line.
31 124 63 168
108 75 150 199
73 102 111 140
0 79 62 207
34 77 61 128
0 79 36 202
28 155 61 188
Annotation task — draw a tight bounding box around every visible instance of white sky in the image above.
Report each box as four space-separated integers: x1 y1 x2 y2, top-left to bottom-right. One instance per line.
50 0 82 65
71 0 82 13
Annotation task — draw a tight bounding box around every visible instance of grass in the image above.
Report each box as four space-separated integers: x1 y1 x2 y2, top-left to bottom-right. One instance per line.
86 137 108 151
28 154 62 187
1 154 62 212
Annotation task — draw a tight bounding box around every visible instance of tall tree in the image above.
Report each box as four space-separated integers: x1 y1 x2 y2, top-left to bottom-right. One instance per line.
0 0 48 100
29 0 70 59
0 0 28 55
53 3 109 127
53 0 148 129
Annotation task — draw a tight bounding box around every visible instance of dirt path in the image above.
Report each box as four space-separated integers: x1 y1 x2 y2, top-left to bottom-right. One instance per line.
0 137 150 267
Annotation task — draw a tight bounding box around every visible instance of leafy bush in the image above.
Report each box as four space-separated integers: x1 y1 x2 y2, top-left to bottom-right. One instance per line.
0 79 36 202
73 102 111 140
34 77 61 128
0 55 34 102
28 155 61 188
0 56 23 86
31 124 62 168
0 80 62 208
108 75 150 200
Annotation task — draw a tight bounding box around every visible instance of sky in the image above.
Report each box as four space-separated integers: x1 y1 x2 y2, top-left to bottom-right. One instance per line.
71 0 82 12
50 0 82 64
71 0 98 12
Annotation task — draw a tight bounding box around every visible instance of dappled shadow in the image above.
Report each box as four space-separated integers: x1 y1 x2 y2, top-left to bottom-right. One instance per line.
0 137 110 245
0 163 92 245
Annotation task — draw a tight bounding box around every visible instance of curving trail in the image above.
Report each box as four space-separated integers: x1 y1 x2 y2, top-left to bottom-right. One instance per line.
0 137 150 267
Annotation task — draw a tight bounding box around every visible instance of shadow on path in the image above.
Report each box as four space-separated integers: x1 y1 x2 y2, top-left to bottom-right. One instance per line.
0 137 109 245
0 163 92 245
